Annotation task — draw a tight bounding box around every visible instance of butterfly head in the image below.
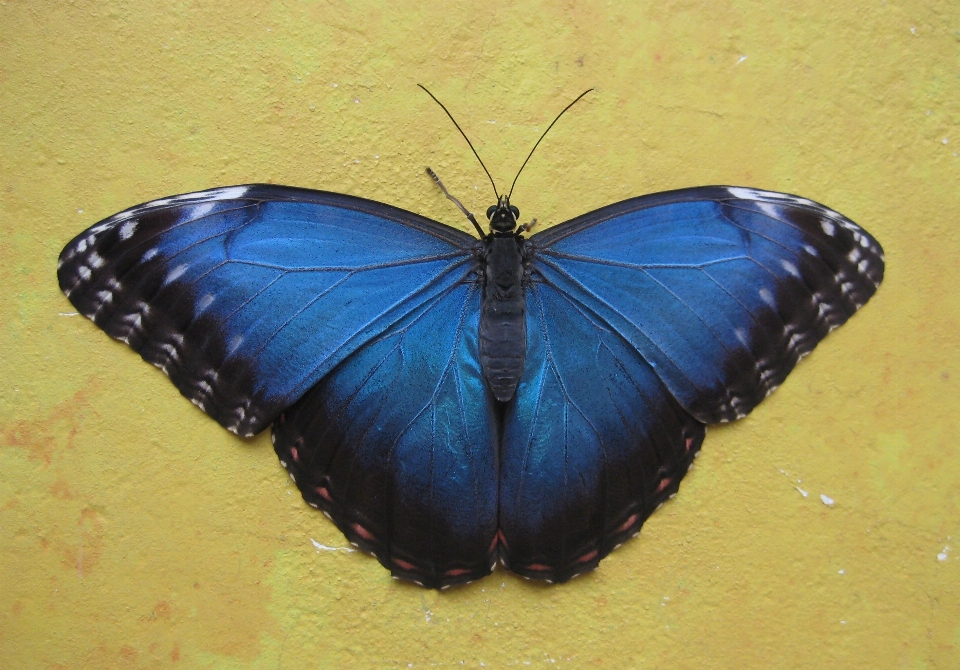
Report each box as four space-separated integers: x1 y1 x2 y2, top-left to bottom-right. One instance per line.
486 195 520 233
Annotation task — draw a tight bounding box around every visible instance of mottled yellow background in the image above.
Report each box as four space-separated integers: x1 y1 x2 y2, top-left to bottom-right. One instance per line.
2 1 958 668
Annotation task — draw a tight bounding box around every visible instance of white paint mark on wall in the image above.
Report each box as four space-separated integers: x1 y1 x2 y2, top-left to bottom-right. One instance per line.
796 487 809 498
311 538 355 553
736 55 747 64
820 494 835 506
937 545 949 562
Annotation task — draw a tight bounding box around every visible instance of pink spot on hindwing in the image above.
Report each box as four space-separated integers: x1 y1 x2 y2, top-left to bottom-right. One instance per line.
616 514 639 533
393 558 416 570
315 486 332 501
352 523 375 541
577 550 598 563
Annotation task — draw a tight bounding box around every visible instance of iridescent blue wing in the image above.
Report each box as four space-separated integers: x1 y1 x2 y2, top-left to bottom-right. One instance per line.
499 281 705 582
57 185 479 436
528 186 884 424
273 281 499 589
499 186 883 581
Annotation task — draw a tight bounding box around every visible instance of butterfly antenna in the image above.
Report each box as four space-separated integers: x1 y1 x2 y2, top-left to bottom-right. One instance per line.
418 84 500 199
507 89 593 199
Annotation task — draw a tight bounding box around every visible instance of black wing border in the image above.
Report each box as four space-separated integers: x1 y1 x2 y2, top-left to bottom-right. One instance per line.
60 183 480 256
527 185 871 249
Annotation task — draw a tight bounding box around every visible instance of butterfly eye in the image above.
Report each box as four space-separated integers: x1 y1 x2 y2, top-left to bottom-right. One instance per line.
486 206 497 220
510 206 520 219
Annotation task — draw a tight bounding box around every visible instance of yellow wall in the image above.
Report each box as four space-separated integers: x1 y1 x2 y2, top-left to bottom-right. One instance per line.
2 1 958 668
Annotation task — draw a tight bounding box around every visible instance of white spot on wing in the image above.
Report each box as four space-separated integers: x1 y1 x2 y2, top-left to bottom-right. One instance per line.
142 247 159 262
821 219 836 236
211 186 250 201
166 264 189 283
191 202 215 218
726 187 763 200
725 187 816 208
198 294 215 311
759 287 776 307
119 220 139 240
780 259 800 277
88 252 105 269
757 202 780 219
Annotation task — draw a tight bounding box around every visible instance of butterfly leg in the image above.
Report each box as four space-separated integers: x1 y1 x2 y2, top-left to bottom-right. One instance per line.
425 167 486 238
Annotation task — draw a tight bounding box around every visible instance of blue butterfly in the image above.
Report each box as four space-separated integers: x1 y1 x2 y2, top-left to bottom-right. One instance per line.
57 91 884 588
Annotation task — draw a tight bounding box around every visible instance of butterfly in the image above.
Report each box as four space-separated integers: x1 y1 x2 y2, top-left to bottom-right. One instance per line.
57 90 884 589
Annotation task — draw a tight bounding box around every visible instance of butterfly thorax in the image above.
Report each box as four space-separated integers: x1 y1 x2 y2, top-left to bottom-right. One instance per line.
480 197 527 402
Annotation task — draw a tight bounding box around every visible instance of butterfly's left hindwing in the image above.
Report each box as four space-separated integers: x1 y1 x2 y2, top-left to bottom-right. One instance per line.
57 185 479 436
273 282 499 589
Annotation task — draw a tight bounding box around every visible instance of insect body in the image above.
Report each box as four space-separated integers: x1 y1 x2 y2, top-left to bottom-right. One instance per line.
479 199 527 402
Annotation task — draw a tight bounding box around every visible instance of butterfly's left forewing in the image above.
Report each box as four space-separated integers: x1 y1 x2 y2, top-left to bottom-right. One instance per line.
57 185 479 436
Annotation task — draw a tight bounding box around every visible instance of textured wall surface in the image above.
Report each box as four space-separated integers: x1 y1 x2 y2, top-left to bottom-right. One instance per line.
2 1 958 668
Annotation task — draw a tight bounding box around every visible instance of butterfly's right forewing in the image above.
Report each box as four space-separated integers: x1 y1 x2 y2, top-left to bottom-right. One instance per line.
529 186 884 425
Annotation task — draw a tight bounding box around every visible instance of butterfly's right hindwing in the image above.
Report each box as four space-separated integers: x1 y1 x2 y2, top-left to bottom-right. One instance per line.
499 282 704 582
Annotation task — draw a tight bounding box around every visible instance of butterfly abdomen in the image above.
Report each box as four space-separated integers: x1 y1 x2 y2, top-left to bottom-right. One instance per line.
480 234 526 402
